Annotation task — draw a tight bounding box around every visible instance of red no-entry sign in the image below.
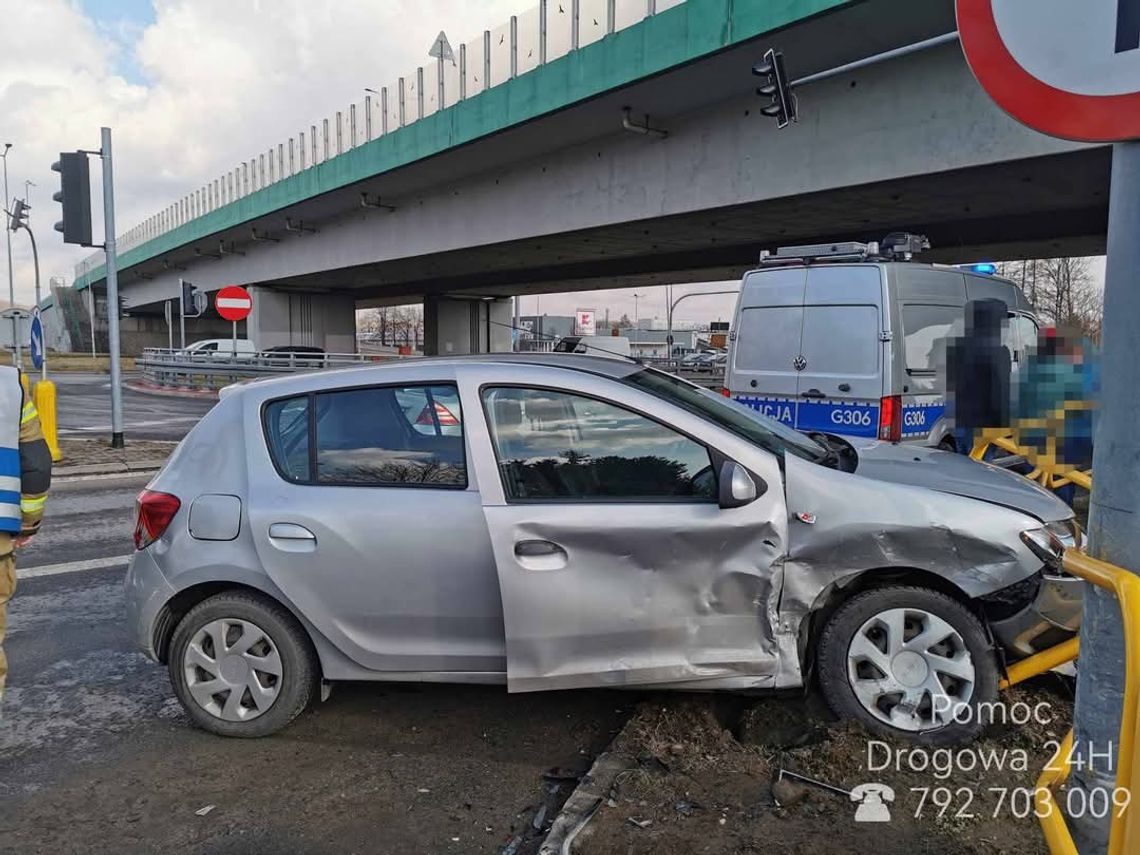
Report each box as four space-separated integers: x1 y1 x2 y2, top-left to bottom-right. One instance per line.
957 0 1140 142
215 285 253 322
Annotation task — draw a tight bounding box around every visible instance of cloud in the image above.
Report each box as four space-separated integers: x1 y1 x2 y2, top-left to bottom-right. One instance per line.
0 0 531 305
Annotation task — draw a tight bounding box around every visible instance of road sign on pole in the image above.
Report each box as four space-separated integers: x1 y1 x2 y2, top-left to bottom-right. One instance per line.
29 306 43 370
957 0 1140 142
215 285 252 322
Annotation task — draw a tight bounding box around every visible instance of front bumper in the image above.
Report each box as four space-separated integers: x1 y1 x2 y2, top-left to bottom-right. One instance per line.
987 571 1083 659
123 548 178 662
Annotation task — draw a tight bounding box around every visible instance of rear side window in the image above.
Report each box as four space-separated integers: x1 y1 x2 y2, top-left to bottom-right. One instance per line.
263 384 466 487
901 304 962 373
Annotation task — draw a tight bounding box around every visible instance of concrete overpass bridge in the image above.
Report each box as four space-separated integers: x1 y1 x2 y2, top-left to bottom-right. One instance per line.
64 0 1108 354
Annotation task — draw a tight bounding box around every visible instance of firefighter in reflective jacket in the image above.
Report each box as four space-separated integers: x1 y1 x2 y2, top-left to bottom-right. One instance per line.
1 366 51 708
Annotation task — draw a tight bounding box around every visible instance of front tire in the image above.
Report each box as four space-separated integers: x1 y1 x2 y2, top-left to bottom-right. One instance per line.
816 586 998 746
168 591 318 738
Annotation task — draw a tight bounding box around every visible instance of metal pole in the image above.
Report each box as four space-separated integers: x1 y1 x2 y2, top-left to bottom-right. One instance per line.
667 289 739 364
179 278 186 351
25 225 44 381
2 147 20 369
606 0 616 35
483 30 491 88
101 127 124 449
417 67 424 119
510 16 518 78
365 95 372 140
459 45 467 100
437 54 445 109
789 31 960 90
572 0 580 49
381 87 389 133
231 320 237 359
166 300 172 350
88 285 95 361
1071 140 1140 852
647 0 656 14
513 295 520 352
540 0 548 64
399 78 406 127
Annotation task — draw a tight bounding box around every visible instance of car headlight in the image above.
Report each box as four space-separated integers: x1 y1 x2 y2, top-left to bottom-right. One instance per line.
1046 518 1082 550
1020 526 1066 569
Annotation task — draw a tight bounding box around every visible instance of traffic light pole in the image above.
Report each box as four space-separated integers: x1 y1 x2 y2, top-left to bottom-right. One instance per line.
1070 140 1140 852
2 146 20 369
100 127 125 448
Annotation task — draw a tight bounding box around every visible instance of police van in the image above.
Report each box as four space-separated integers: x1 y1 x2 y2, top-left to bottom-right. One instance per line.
723 234 1038 448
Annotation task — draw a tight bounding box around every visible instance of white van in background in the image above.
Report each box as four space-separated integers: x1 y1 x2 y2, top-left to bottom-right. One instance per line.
183 338 259 361
723 234 1038 448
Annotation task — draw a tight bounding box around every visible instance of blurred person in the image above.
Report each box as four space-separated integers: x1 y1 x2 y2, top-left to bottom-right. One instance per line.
945 299 1011 454
0 367 52 711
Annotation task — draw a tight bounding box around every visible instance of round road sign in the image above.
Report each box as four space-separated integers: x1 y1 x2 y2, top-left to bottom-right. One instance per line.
215 285 253 322
957 0 1140 142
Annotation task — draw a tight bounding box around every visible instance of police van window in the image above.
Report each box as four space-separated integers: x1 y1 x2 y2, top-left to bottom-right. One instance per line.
799 305 880 376
902 304 962 374
735 306 803 371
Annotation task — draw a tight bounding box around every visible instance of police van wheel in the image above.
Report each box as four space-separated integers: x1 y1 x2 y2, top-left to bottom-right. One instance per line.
817 586 998 746
168 591 319 738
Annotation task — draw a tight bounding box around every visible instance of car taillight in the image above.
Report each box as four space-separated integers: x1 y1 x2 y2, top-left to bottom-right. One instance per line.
134 490 181 550
878 395 902 442
720 387 732 398
416 402 460 426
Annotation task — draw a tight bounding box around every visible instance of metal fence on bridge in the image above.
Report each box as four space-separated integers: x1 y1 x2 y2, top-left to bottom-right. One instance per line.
137 348 393 391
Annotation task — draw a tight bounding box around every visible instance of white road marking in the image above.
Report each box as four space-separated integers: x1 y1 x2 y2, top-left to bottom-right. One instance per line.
17 554 132 580
59 415 202 434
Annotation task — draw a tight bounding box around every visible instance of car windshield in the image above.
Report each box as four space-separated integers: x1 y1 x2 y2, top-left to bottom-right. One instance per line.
624 368 830 464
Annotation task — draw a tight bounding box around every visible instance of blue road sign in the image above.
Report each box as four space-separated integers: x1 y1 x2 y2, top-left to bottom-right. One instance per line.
29 308 44 370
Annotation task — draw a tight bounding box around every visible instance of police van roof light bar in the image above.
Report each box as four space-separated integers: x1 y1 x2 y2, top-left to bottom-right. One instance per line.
760 233 930 266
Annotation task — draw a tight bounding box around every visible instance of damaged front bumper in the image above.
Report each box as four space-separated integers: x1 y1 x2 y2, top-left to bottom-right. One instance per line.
985 570 1083 659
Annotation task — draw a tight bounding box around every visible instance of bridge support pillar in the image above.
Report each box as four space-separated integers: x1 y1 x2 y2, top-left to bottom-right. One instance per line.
423 296 512 356
247 287 357 352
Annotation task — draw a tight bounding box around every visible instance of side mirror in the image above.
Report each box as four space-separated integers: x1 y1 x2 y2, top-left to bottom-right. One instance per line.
718 460 759 509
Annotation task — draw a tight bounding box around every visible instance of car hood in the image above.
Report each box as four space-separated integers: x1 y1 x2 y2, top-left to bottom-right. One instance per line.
844 438 1073 523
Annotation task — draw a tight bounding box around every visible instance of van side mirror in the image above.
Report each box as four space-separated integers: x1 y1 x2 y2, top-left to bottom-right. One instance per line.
719 460 760 509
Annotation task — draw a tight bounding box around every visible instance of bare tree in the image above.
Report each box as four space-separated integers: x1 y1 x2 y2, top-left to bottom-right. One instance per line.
997 257 1103 339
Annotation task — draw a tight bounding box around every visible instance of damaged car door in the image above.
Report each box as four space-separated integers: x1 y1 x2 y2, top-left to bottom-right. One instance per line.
476 377 787 693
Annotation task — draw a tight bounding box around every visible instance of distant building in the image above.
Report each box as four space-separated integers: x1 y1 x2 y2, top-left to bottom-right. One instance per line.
517 314 575 351
627 328 700 359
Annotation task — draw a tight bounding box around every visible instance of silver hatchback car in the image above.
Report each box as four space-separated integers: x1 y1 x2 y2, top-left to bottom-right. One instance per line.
125 354 1081 744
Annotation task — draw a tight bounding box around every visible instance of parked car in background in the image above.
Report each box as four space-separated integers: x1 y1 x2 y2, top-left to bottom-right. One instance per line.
183 338 259 361
552 335 631 358
126 354 1079 744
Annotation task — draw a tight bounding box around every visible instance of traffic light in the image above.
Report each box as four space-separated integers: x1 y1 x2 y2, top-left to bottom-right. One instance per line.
753 48 796 129
7 198 28 232
180 279 205 317
50 152 93 246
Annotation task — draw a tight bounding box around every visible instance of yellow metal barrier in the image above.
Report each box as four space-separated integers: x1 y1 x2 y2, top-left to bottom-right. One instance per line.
33 379 62 463
998 550 1140 855
970 401 1094 493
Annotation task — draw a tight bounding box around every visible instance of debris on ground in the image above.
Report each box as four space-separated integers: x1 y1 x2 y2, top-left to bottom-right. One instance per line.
570 677 1072 854
193 805 215 817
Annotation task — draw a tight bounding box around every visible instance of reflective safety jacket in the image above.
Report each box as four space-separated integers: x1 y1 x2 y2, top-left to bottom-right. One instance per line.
0 367 51 536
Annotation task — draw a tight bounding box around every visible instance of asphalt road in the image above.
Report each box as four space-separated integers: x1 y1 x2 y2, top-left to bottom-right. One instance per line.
54 373 216 441
0 476 628 854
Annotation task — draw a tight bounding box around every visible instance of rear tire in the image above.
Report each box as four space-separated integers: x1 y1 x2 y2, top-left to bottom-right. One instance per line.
816 586 998 746
168 591 318 738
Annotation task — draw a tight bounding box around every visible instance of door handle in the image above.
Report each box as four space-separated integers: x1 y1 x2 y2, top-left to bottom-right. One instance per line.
801 389 825 399
838 383 851 393
515 540 562 557
269 523 316 541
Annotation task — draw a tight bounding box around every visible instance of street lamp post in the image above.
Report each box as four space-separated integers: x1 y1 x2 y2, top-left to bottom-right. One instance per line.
667 289 740 365
1 143 19 368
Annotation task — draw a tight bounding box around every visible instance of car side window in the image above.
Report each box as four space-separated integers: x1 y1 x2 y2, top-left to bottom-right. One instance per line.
263 384 466 487
482 387 716 501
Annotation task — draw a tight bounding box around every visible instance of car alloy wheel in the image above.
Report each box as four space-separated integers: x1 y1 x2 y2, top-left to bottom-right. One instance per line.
183 618 283 722
845 607 977 732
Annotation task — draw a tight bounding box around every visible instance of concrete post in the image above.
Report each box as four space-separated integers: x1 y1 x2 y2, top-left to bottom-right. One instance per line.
1070 140 1140 852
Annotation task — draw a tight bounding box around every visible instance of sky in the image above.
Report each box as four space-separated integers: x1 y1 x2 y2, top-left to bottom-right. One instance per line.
0 1 1104 327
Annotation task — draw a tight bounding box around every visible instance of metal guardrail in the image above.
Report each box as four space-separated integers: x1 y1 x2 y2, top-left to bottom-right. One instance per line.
137 348 393 390
1000 549 1140 855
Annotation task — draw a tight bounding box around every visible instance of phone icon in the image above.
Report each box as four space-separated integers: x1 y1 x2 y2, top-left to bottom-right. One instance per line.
850 783 895 823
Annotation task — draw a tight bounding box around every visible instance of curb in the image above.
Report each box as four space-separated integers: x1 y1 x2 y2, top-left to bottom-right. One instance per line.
54 458 170 478
539 750 634 855
125 380 219 400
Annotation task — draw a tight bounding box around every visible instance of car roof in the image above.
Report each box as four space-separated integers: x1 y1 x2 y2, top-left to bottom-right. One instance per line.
225 352 644 396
